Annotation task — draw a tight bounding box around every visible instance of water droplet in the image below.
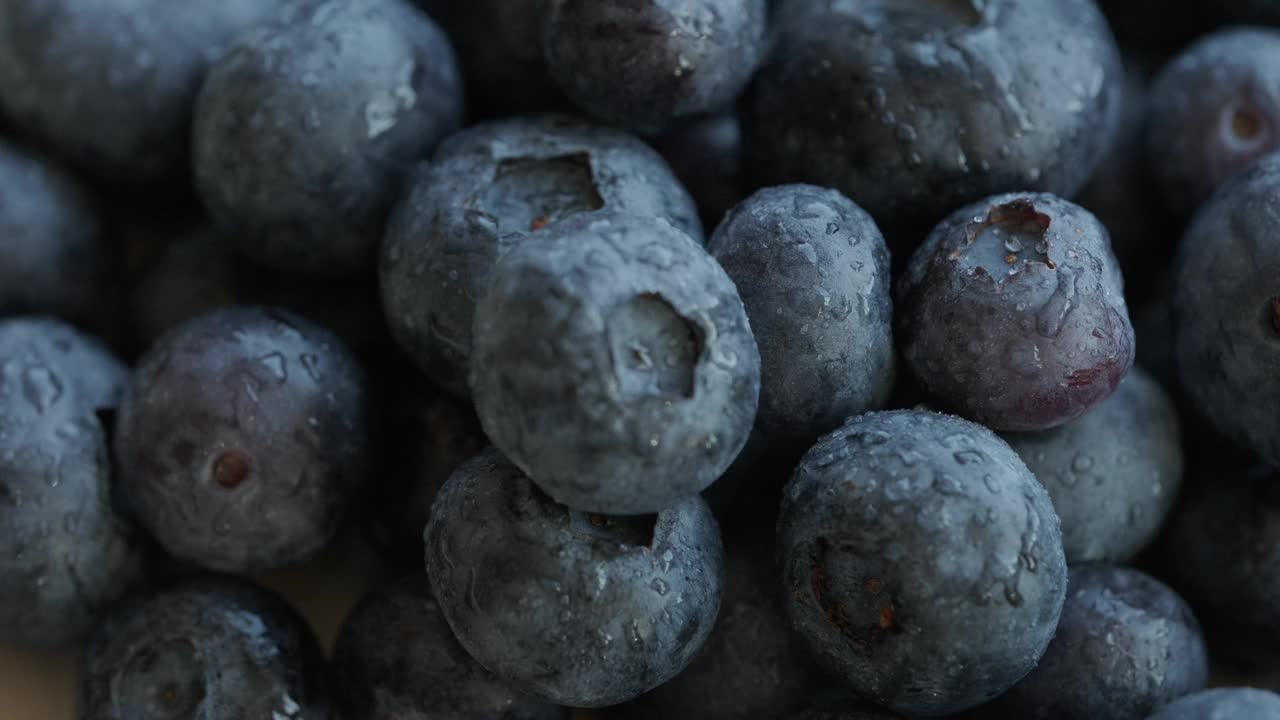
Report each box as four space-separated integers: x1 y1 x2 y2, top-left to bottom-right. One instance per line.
21 366 63 413
650 578 670 596
259 353 288 381
1071 454 1094 473
983 475 1001 493
299 353 322 382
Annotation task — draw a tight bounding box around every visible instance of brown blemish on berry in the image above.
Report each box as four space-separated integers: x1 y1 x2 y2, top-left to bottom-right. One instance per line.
530 215 551 231
589 513 607 528
866 577 883 594
213 451 251 489
879 605 898 630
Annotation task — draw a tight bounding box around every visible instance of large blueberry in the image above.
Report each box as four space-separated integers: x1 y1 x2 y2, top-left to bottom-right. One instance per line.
470 212 759 515
1146 688 1280 720
424 448 724 707
777 410 1067 716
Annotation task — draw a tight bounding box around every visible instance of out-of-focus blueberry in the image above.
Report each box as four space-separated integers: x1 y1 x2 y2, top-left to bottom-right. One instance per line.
1146 688 1280 719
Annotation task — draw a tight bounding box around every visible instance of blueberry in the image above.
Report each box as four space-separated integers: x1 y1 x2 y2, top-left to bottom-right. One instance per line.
981 565 1208 720
193 0 464 276
414 0 567 118
654 110 748 230
424 448 724 707
708 184 895 446
777 409 1067 716
469 212 760 515
115 307 370 573
0 0 285 182
0 318 144 648
80 576 332 720
620 538 827 720
742 0 1123 254
1146 688 1280 720
896 193 1135 432
999 367 1182 564
1147 27 1280 219
544 0 768 135
0 139 113 325
1173 152 1280 468
332 574 565 720
380 113 702 398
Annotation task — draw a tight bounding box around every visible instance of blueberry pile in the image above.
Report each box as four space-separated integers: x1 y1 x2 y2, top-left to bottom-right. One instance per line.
6 1 1280 719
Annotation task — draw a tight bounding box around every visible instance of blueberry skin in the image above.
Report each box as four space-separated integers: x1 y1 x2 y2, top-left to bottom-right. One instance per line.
0 318 144 648
1146 688 1280 720
708 184 895 445
332 574 565 720
414 0 566 117
115 306 370 573
469 213 760 515
544 0 768 135
0 0 285 182
982 565 1208 720
1147 28 1280 219
777 410 1067 717
620 539 826 720
80 577 332 720
424 448 724 707
999 367 1182 564
654 110 748 230
1173 153 1280 467
380 113 702 398
0 140 112 323
896 193 1135 432
742 0 1123 254
193 0 464 275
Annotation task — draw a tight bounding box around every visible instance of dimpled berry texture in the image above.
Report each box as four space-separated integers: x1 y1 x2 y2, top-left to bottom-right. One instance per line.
982 566 1208 720
1147 688 1280 720
743 0 1122 252
470 213 760 515
897 193 1135 432
620 540 826 720
193 0 464 275
708 184 895 444
0 318 144 648
1147 28 1280 219
380 114 702 398
1174 153 1280 467
80 577 332 720
999 368 1182 564
114 307 369 573
333 575 565 720
777 410 1067 716
424 448 724 707
544 0 768 134
0 0 284 182
0 140 112 322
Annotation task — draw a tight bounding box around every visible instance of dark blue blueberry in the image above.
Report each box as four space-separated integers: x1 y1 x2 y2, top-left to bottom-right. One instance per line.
653 110 747 231
413 0 567 118
708 184 895 446
380 113 702 398
619 537 827 720
0 0 286 182
424 448 724 707
80 576 332 720
544 0 768 135
469 212 759 515
115 307 371 573
1000 367 1182 564
0 139 114 325
896 193 1135 431
981 565 1208 720
1173 152 1280 467
1146 688 1280 719
0 317 145 648
777 409 1067 717
193 0 464 275
742 0 1123 255
332 574 565 720
1147 28 1280 220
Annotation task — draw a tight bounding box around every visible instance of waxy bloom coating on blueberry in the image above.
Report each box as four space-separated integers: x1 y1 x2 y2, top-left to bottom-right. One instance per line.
80 577 333 720
470 212 759 515
778 410 1067 717
897 193 1135 431
0 318 144 648
424 448 724 708
380 113 702 398
115 307 371 573
1147 688 1280 720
